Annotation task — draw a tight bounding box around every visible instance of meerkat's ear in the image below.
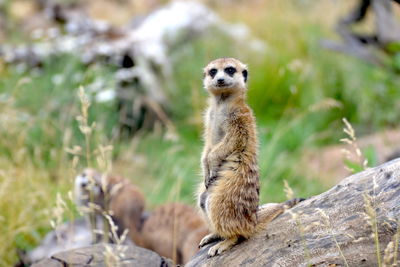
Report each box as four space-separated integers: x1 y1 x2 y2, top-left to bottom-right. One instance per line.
242 69 248 83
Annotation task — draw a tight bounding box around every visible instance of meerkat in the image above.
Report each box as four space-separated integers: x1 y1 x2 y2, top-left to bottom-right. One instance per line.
198 58 303 257
74 168 146 246
141 202 209 265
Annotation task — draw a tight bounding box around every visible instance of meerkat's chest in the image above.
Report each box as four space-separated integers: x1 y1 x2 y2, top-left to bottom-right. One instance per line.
209 107 228 145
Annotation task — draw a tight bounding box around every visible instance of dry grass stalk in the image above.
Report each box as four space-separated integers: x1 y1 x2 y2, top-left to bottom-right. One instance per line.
68 87 121 246
363 177 382 267
316 208 350 267
103 214 128 267
340 118 368 172
50 193 68 245
77 87 120 244
283 179 294 200
383 218 400 267
74 87 118 243
95 145 114 243
77 86 95 167
287 210 311 265
76 87 98 242
383 240 395 267
309 98 342 112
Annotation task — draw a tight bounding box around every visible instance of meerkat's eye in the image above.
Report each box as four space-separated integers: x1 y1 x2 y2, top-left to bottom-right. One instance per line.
224 67 236 76
209 68 217 78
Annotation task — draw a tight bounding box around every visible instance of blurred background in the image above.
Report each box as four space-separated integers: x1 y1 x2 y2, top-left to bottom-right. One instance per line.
1 0 400 265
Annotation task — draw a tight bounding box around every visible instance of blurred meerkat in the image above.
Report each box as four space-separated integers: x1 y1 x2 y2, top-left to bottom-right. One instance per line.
74 168 146 246
198 58 302 257
141 202 209 265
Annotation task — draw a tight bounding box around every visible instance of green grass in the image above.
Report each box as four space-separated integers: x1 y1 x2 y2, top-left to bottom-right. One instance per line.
1 0 400 265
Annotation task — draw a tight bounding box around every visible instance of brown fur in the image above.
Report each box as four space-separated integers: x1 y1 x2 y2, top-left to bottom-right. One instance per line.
198 58 300 257
75 168 145 246
141 203 208 265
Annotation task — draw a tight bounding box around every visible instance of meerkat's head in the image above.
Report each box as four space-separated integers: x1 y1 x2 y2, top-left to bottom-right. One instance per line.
203 58 248 95
74 168 104 207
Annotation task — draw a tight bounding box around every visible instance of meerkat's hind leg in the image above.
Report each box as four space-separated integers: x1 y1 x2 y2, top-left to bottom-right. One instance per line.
199 233 222 248
207 236 239 257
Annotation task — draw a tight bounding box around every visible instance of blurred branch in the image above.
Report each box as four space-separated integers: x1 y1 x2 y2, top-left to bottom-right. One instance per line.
322 0 400 67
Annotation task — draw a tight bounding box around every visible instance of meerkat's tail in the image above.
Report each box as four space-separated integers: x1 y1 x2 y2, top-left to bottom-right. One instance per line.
282 197 305 209
256 198 305 231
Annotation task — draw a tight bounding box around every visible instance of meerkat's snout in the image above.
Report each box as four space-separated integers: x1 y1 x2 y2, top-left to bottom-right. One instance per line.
75 170 93 190
81 179 88 188
74 169 102 206
78 175 89 188
75 173 87 190
217 78 225 86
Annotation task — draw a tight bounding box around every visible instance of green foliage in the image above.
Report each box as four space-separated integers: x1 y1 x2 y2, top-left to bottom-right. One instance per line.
386 42 400 53
0 54 118 170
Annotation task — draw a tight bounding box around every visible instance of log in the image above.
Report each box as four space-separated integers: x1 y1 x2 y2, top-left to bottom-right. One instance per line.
187 158 400 267
31 243 173 267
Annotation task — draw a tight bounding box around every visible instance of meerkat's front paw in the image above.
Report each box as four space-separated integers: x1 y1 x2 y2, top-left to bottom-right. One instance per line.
207 237 239 257
199 233 221 248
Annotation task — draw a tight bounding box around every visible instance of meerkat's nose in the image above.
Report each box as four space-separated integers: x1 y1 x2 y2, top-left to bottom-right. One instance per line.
80 177 89 188
217 78 225 85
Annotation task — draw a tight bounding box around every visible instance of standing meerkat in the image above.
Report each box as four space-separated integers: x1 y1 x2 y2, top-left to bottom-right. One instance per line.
198 58 302 257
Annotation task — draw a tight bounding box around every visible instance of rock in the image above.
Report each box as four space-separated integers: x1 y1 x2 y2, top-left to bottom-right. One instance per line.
21 217 134 265
23 218 95 264
187 158 400 267
32 243 173 267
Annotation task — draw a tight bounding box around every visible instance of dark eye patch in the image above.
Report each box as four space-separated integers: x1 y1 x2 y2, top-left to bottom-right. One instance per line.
242 69 248 82
224 67 236 76
209 68 217 78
